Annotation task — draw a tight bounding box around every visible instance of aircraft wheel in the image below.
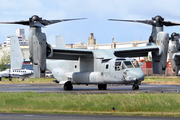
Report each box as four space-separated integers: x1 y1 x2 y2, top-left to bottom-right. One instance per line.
64 82 73 90
102 84 107 90
132 84 139 90
9 77 12 81
137 85 139 90
98 84 107 90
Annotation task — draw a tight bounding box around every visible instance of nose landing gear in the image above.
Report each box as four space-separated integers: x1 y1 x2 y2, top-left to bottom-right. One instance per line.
132 84 139 90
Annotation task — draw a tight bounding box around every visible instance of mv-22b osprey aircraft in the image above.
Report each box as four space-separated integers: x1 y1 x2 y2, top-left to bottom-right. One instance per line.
2 15 180 90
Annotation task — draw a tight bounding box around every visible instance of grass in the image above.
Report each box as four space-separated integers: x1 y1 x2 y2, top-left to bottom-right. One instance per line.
1 92 180 117
143 76 180 84
0 77 55 84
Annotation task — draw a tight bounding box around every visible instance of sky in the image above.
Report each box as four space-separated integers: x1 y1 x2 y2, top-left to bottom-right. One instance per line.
0 0 180 45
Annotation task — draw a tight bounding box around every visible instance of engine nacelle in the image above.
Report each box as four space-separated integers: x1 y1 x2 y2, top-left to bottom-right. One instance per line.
169 32 180 75
152 32 169 74
46 43 53 58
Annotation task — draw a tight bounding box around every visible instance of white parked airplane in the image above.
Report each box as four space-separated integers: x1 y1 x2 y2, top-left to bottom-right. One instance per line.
0 36 33 81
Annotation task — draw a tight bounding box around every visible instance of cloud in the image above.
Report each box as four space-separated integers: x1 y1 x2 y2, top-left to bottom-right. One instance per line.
1 0 180 44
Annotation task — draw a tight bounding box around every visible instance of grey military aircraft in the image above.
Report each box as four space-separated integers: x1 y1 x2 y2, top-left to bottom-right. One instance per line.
0 15 86 78
0 15 177 90
109 15 180 76
46 35 144 90
168 32 180 75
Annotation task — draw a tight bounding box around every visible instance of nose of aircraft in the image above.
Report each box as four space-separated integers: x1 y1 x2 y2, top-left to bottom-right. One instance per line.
128 68 144 81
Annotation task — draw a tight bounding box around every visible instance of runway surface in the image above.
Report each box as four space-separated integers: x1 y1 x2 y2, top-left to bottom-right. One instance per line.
0 83 180 93
0 113 180 120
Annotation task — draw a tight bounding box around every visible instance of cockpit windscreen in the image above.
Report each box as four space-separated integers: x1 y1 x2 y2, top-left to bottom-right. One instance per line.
132 61 140 68
123 61 134 68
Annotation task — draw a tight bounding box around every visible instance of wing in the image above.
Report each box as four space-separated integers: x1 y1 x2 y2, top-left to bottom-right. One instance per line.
48 48 93 60
48 43 159 60
113 43 159 57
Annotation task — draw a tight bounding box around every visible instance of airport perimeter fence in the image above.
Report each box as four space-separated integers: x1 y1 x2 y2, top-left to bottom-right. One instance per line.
142 68 176 77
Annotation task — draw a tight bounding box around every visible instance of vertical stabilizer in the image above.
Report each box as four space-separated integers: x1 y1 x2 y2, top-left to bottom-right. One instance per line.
10 35 23 69
56 34 66 48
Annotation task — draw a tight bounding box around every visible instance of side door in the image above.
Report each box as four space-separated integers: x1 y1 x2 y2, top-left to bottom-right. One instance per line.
114 61 123 80
103 63 110 81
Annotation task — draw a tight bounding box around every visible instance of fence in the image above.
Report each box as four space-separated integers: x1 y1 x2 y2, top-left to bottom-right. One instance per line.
142 68 176 77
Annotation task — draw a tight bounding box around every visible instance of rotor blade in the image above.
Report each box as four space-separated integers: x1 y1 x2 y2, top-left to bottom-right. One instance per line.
41 18 87 26
0 21 29 26
108 19 153 25
162 21 180 26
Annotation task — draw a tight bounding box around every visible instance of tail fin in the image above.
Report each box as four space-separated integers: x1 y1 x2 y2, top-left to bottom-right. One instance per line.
10 35 23 69
56 34 66 48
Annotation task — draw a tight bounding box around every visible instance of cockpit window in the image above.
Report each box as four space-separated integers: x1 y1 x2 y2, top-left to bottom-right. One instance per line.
122 63 126 69
106 64 109 69
132 61 140 68
115 62 121 71
123 61 134 68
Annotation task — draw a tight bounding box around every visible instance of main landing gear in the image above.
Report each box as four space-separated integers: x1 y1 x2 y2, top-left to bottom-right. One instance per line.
98 84 107 90
132 84 139 90
64 81 73 90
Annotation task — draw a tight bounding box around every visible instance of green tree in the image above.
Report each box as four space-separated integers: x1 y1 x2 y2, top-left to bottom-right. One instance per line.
0 48 10 71
144 54 152 62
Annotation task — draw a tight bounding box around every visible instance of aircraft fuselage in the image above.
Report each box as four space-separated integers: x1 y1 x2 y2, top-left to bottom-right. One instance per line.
46 57 144 87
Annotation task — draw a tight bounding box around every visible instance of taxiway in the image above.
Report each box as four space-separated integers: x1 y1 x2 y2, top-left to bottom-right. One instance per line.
1 113 180 120
0 84 180 93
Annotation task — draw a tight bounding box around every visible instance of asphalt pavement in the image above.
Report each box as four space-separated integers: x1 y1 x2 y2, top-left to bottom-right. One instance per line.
0 83 180 93
0 113 180 120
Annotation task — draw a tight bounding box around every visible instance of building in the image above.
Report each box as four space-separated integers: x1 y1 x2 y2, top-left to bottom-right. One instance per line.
88 33 96 45
2 28 29 47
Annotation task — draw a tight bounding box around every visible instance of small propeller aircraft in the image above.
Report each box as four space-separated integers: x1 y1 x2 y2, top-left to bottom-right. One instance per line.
0 35 33 81
1 15 179 90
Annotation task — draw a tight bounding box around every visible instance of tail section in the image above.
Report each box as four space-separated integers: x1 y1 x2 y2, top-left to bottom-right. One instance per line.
10 35 23 69
56 34 66 48
152 32 169 74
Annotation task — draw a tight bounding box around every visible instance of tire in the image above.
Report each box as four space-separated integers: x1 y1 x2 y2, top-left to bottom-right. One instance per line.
64 84 68 90
136 85 139 90
64 82 73 90
132 85 136 90
102 84 107 90
132 84 139 90
98 84 107 90
98 84 102 90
